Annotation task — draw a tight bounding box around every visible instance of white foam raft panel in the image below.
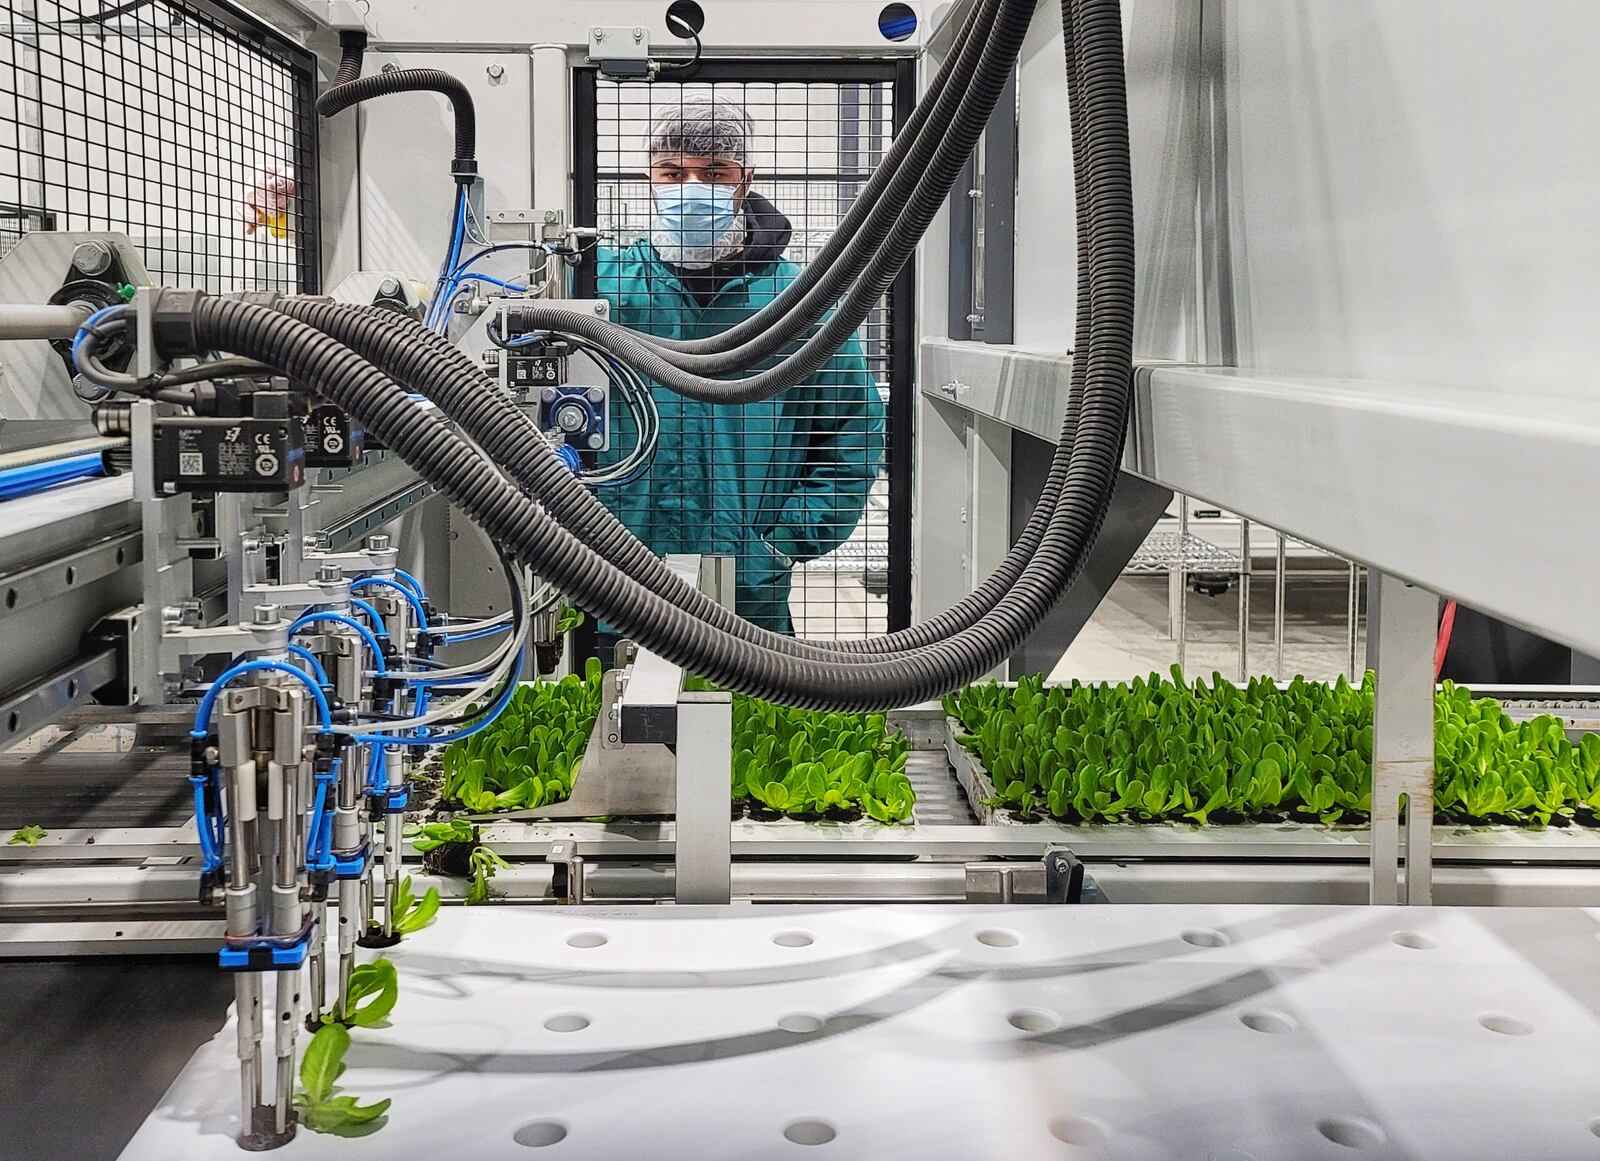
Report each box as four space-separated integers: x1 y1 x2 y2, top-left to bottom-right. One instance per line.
121 904 1600 1160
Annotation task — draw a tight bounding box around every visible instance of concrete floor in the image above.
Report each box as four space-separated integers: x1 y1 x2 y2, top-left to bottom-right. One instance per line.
1051 572 1367 686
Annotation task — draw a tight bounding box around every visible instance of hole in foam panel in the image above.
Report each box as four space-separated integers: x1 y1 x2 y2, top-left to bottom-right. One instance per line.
1049 1116 1110 1146
784 1119 837 1146
513 1120 567 1147
1316 1118 1386 1150
976 929 1020 948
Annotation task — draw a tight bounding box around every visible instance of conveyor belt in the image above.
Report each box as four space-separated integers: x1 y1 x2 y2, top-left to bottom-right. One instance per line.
0 724 193 831
0 957 232 1161
906 748 978 826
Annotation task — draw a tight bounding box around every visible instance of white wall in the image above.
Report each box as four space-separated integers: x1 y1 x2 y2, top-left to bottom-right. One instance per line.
1214 0 1600 399
1012 0 1201 360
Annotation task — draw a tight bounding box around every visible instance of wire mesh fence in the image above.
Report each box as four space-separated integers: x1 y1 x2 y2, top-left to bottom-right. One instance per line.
0 0 318 292
583 66 907 642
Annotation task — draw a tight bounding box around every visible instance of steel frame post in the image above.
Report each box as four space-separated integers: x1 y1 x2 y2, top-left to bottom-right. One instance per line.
1369 573 1438 906
1274 532 1287 680
1237 518 1251 681
1174 495 1189 672
673 692 733 905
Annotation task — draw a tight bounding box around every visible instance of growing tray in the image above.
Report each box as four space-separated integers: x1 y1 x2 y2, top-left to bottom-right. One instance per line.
943 715 1016 827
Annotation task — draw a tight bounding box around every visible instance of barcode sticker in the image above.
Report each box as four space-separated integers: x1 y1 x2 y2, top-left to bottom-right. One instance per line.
179 452 204 476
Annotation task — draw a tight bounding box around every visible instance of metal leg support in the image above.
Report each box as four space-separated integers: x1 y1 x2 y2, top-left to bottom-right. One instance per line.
1369 573 1437 906
674 692 733 905
1347 560 1363 682
1237 518 1252 681
1174 496 1189 673
1273 532 1287 680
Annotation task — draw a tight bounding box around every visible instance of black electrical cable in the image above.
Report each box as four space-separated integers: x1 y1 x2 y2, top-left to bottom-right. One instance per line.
316 47 477 178
502 0 1036 400
72 311 274 402
271 299 889 665
330 30 365 87
656 28 703 76
163 0 1133 711
617 0 998 359
270 57 1078 674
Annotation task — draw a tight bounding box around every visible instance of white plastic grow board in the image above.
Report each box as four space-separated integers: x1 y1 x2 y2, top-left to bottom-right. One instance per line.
121 904 1600 1160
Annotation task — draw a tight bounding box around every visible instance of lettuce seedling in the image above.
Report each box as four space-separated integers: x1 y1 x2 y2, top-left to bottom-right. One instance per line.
392 875 440 936
405 819 474 854
441 659 603 813
295 1024 391 1136
323 957 400 1028
948 669 1600 828
6 825 45 846
465 843 509 905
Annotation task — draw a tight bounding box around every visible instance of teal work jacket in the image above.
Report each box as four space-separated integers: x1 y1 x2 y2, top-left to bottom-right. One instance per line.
593 240 885 633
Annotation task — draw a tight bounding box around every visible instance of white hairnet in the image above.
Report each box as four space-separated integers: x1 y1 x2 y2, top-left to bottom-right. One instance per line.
648 95 754 164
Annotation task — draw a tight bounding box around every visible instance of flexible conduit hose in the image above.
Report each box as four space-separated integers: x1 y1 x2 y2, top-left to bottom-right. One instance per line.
316 49 477 175
619 0 1003 367
158 0 1133 710
639 0 995 358
504 0 1039 399
275 299 913 665
150 0 1132 710
276 280 1078 665
330 30 365 87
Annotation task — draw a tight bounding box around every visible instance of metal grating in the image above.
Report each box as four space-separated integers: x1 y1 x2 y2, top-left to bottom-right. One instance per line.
579 63 911 642
0 0 319 293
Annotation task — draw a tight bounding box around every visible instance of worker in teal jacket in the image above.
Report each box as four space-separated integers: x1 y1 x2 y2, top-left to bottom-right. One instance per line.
593 96 885 634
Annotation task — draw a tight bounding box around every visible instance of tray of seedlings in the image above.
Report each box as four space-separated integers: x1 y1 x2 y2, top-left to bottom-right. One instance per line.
943 667 1600 838
427 660 917 826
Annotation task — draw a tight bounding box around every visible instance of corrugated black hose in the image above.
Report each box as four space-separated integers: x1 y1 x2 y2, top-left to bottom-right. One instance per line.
157 0 1133 710
633 0 1002 361
330 30 365 88
503 0 1039 396
316 36 477 178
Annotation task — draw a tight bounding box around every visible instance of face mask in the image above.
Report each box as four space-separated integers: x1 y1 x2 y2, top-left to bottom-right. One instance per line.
650 182 743 269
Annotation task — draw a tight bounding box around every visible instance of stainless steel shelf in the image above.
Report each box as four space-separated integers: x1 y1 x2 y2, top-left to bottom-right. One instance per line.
1124 530 1241 575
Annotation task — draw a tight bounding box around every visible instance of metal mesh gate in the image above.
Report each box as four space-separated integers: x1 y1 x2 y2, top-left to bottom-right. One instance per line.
0 0 319 291
576 61 913 642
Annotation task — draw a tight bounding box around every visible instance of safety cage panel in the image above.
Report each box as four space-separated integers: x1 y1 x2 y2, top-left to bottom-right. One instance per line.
574 60 915 642
0 0 320 293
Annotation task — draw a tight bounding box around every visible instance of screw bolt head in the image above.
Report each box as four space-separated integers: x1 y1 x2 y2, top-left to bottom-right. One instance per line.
72 239 113 276
252 604 279 626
